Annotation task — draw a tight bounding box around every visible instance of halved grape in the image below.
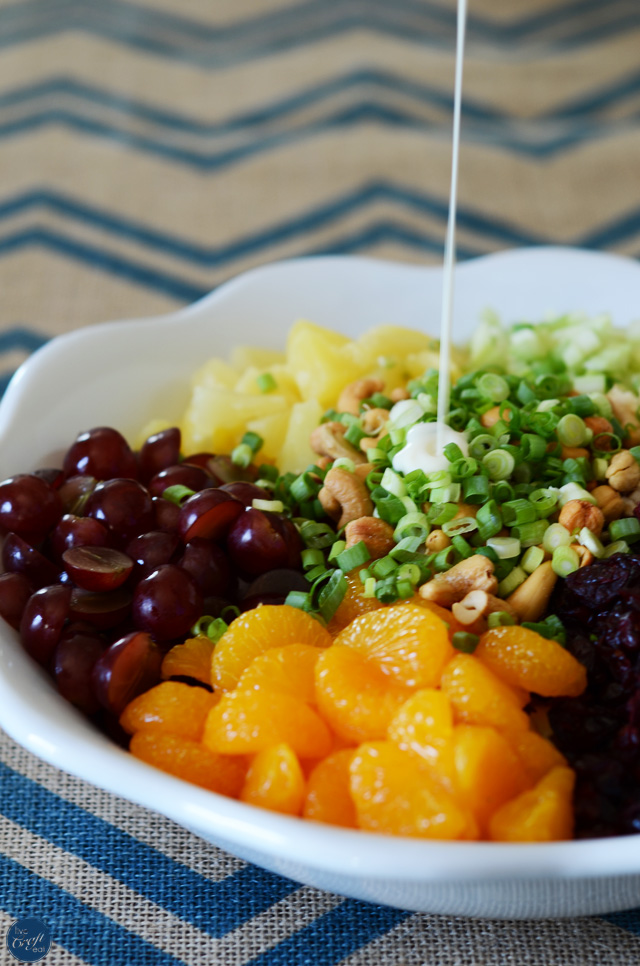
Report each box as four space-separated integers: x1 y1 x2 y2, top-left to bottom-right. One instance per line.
62 546 134 592
178 488 243 543
69 586 133 629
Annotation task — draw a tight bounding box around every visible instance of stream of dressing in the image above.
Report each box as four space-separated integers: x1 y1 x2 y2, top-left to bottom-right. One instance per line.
393 0 469 478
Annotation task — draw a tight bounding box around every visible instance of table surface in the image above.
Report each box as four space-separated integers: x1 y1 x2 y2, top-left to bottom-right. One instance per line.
1 1 640 962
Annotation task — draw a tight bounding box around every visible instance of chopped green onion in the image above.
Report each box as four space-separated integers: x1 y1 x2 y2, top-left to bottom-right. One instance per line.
290 471 320 503
451 535 474 558
566 395 596 418
335 541 371 572
452 631 480 653
462 475 491 504
372 556 398 578
363 577 377 597
429 483 462 504
252 498 284 512
529 488 559 518
552 545 581 577
393 511 430 541
519 433 547 462
487 611 517 628
305 565 328 583
477 372 510 402
501 499 537 526
557 482 597 506
298 520 338 549
629 446 640 464
241 431 264 453
443 442 464 462
389 535 424 557
482 448 516 481
521 545 545 573
469 434 497 460
498 566 527 596
451 457 478 480
475 499 503 540
577 528 605 557
476 545 499 564
602 540 630 558
327 540 346 562
162 484 195 506
284 590 313 611
256 372 277 393
556 414 589 447
302 548 325 570
388 399 424 428
397 563 421 585
609 517 640 543
511 519 549 548
396 578 415 599
486 536 521 559
543 523 572 552
433 546 457 571
426 503 458 526
442 516 478 537
317 569 347 622
231 443 253 467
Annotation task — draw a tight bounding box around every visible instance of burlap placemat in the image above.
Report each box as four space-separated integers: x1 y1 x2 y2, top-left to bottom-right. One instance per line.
1 1 639 962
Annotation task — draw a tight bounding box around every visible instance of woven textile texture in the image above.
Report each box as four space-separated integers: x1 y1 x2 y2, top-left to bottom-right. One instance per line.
1 0 640 963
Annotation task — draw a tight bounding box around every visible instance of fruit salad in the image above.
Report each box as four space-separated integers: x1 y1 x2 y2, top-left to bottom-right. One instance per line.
2 312 640 841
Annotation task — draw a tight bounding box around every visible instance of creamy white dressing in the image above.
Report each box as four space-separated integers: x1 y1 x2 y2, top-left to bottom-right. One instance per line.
392 422 469 477
394 0 468 477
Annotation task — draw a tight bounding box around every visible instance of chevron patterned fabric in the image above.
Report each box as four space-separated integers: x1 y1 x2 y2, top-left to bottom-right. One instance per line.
1 1 640 962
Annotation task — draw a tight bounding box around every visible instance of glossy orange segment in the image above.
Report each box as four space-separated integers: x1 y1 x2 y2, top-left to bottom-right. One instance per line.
334 602 453 688
202 688 333 758
212 605 332 691
489 766 576 842
240 743 306 815
475 626 587 698
237 643 321 705
327 565 383 635
440 653 530 733
411 597 467 639
119 681 218 741
303 749 358 828
509 730 568 785
452 725 531 832
161 635 215 686
129 730 246 796
315 644 413 744
387 689 455 787
349 741 475 839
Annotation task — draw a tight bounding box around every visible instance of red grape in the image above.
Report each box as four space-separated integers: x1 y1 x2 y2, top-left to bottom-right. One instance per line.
62 546 134 592
3 533 61 588
152 496 180 533
178 488 243 543
92 631 161 715
240 568 309 610
138 427 181 483
226 509 302 577
220 481 270 507
206 454 257 485
20 584 72 664
178 538 231 598
0 474 62 541
49 514 111 562
69 586 133 629
52 624 106 714
148 464 212 497
58 475 97 514
63 427 138 481
0 572 33 629
85 479 154 545
125 531 180 583
132 564 202 641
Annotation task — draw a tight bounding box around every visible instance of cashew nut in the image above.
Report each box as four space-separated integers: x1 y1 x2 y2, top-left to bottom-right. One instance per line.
318 467 373 529
452 590 518 627
584 415 614 449
607 385 640 446
505 561 557 623
344 516 395 560
419 554 498 608
570 544 593 568
425 529 451 553
558 499 605 536
337 378 384 416
310 422 366 464
390 387 410 402
591 484 626 522
361 408 390 436
606 450 640 493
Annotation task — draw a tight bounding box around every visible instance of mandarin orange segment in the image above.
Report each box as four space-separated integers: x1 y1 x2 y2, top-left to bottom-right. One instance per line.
237 643 321 705
212 605 331 691
130 730 246 796
387 689 455 787
411 597 467 639
489 766 575 842
440 653 530 733
334 602 453 688
240 743 306 815
202 687 332 758
119 681 219 741
349 741 475 839
509 730 568 785
303 750 357 828
315 644 413 744
161 635 214 685
327 566 383 635
475 626 587 698
452 725 531 832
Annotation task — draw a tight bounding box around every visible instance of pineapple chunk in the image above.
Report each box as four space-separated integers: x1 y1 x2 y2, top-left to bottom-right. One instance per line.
181 387 288 454
287 320 365 408
235 365 302 405
245 411 291 464
230 346 286 370
278 400 324 474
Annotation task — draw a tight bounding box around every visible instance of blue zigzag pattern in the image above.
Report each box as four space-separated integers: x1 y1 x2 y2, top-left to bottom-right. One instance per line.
1 0 639 64
0 72 638 167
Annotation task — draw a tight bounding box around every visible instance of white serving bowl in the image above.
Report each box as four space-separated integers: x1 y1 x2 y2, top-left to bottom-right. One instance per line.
1 247 640 920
